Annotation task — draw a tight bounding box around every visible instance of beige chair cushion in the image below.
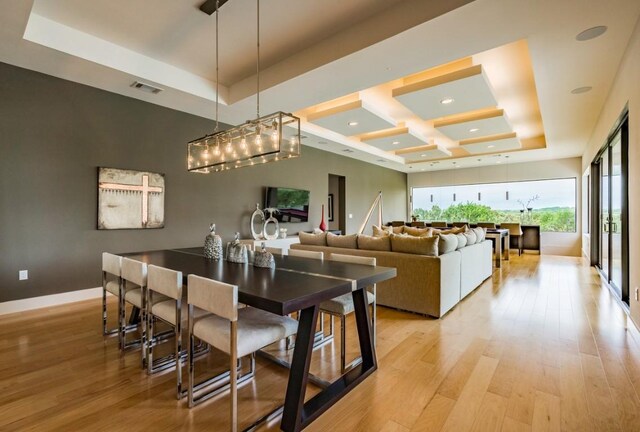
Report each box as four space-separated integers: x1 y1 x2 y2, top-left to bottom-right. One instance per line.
299 231 327 246
372 225 392 237
463 230 477 245
357 234 391 251
105 280 120 296
472 227 486 242
320 291 375 316
455 233 468 249
390 234 439 256
326 232 358 249
403 226 433 237
438 233 458 255
193 307 298 358
124 287 143 308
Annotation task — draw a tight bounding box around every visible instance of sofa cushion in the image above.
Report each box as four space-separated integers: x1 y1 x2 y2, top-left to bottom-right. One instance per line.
455 233 468 249
390 234 439 256
372 225 392 237
439 226 467 235
326 232 358 249
463 230 477 245
472 227 486 242
299 231 327 246
404 226 434 237
438 233 458 255
357 234 391 251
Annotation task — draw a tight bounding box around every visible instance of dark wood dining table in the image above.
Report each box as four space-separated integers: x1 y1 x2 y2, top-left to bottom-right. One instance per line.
121 247 396 432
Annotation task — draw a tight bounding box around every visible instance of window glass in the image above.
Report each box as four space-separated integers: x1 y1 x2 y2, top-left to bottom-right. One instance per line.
412 178 576 232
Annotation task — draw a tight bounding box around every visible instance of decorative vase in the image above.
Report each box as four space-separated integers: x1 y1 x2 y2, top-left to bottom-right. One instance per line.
226 232 248 263
250 203 265 240
263 208 280 240
204 223 223 260
319 204 327 232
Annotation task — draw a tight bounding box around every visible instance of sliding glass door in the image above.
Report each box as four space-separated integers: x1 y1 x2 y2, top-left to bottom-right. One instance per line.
594 114 628 304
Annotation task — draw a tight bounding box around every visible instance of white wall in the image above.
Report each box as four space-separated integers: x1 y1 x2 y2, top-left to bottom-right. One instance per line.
407 157 582 256
581 17 640 326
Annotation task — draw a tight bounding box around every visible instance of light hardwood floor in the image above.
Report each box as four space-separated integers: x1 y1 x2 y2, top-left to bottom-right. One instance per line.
2 254 640 431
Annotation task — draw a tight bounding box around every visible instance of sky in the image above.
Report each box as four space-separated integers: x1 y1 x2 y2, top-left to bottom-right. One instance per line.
412 178 577 211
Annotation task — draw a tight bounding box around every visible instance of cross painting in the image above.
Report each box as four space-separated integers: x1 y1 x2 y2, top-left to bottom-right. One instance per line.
98 167 165 229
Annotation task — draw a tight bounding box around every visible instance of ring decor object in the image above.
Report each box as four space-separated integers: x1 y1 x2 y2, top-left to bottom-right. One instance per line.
263 208 280 240
203 223 223 260
251 203 265 240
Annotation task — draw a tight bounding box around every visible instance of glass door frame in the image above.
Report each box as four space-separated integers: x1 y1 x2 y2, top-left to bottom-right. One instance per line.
591 109 629 305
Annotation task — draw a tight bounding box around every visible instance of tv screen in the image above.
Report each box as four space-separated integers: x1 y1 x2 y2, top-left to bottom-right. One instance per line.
264 187 310 223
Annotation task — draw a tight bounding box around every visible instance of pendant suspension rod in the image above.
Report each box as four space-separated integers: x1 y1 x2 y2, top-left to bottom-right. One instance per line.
214 0 220 132
256 0 260 119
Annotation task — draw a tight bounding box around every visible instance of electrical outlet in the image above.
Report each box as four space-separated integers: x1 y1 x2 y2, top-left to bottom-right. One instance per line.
19 270 28 281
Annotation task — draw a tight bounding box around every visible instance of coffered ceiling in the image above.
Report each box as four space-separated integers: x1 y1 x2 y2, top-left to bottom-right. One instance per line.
1 0 639 172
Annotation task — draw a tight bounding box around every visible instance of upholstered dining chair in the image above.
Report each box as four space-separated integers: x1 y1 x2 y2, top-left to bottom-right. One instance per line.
410 221 426 227
147 265 209 399
102 252 122 337
186 274 298 432
321 253 376 374
264 246 283 255
500 222 524 255
390 221 406 227
477 222 497 229
120 258 148 358
431 221 448 228
288 249 324 260
452 222 469 228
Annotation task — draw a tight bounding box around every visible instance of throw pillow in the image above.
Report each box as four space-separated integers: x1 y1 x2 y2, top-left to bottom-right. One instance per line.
326 232 358 249
357 234 391 251
472 227 486 242
299 231 327 246
390 233 439 256
463 230 477 245
392 225 405 234
438 233 458 255
404 226 433 237
372 225 392 237
455 233 468 250
439 226 467 235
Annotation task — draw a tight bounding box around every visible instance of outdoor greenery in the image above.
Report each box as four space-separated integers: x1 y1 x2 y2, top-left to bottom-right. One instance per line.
413 202 576 232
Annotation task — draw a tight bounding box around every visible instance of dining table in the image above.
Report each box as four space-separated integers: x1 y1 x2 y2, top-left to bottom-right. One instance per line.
121 247 396 432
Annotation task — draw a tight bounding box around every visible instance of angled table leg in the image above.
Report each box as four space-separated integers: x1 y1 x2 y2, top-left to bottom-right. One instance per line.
280 288 377 432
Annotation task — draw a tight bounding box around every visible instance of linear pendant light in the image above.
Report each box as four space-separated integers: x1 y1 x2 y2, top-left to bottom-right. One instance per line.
187 0 301 173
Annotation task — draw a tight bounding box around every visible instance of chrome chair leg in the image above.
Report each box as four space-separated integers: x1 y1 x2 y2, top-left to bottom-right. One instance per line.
175 298 183 400
340 315 346 374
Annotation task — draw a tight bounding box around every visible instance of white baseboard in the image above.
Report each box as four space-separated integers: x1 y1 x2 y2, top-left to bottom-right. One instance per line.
0 287 103 316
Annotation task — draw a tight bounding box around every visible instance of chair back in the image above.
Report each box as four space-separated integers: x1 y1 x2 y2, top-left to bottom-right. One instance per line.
390 221 405 227
500 222 523 236
121 258 147 287
477 222 496 229
102 252 122 276
288 249 324 260
331 254 375 267
187 275 238 322
410 221 426 227
452 222 469 228
431 221 448 228
148 265 183 300
264 247 283 255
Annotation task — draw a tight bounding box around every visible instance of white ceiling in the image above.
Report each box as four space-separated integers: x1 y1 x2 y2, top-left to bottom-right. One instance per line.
460 136 521 154
308 103 395 136
364 130 427 152
1 0 639 173
436 112 512 141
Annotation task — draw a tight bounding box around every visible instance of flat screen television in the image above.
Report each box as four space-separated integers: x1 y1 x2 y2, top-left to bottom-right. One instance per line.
264 187 310 223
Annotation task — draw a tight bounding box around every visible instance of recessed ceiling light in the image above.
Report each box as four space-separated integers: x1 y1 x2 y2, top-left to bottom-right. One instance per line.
488 145 495 148
576 26 607 41
469 128 480 133
496 160 502 164
571 86 592 94
421 168 426 171
348 121 359 126
392 141 400 145
421 154 427 157
440 98 455 105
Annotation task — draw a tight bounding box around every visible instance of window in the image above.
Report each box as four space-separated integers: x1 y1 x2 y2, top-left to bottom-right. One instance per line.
412 178 576 232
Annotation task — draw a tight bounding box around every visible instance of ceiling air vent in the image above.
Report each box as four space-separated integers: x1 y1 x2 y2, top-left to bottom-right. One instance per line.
130 81 163 94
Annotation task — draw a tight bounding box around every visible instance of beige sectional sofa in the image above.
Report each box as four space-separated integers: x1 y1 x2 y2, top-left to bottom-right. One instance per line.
291 229 492 318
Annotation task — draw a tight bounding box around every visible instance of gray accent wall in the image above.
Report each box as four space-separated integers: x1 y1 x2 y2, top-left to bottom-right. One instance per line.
0 62 407 302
